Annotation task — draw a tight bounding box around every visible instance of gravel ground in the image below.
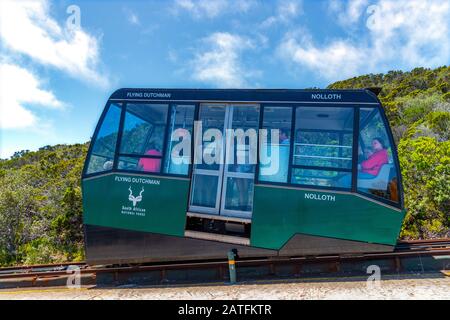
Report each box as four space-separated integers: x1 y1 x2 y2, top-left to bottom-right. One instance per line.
0 273 449 300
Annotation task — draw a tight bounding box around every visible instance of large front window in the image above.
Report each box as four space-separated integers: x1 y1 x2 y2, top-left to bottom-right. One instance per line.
85 103 121 175
118 103 169 173
114 103 195 176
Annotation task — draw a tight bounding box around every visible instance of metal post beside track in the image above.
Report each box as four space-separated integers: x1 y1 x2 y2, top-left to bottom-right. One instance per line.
227 250 237 284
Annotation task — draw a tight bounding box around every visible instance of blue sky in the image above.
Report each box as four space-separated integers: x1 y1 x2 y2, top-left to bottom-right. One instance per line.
1 0 450 158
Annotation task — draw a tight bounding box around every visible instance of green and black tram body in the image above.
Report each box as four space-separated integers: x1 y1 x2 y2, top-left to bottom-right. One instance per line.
82 88 405 265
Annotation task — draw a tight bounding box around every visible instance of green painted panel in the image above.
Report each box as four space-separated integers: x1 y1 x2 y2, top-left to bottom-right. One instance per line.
82 174 190 237
251 185 405 249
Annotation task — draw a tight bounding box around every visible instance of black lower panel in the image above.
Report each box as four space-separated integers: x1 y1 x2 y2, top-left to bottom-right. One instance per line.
278 234 394 256
84 225 276 265
84 225 394 265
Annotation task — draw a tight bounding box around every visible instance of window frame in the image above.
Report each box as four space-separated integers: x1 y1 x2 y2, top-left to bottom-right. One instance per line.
291 105 355 190
83 100 198 179
256 103 356 192
82 102 123 178
255 103 403 208
256 104 293 184
114 101 196 178
355 106 403 209
162 103 197 176
116 102 170 160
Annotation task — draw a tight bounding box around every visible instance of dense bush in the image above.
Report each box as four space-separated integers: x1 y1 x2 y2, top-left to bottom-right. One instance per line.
398 138 450 239
0 144 87 266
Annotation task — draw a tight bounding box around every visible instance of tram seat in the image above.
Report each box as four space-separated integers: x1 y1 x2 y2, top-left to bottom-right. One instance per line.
358 164 392 190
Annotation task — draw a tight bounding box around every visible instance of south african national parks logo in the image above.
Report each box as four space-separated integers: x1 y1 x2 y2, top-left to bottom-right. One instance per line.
121 186 146 217
128 186 144 207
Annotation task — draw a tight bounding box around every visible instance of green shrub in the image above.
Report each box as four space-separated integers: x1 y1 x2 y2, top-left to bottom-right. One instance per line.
398 137 450 239
0 144 87 266
19 237 61 265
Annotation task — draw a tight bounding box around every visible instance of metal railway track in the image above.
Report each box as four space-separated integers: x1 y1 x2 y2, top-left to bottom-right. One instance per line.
0 262 86 274
0 239 448 286
395 238 450 250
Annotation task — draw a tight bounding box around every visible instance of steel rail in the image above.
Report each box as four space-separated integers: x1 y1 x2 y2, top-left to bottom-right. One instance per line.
0 262 86 273
0 246 449 281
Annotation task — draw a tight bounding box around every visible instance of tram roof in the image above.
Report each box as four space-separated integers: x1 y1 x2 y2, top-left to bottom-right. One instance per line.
108 88 382 105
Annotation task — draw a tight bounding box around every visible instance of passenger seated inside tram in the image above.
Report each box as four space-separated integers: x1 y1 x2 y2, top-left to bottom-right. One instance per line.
138 147 162 173
103 160 114 171
359 138 388 177
363 147 373 160
338 137 389 187
279 129 290 145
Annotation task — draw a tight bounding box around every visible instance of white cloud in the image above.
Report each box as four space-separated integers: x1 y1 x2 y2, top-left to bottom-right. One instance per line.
368 0 450 67
261 0 303 28
279 31 365 80
0 63 63 129
328 0 369 27
128 13 140 26
190 32 257 88
0 0 108 87
173 0 256 19
279 0 450 81
124 8 140 26
278 0 303 21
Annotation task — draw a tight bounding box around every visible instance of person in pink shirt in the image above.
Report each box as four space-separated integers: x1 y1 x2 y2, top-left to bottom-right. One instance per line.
138 148 162 172
338 137 389 187
360 138 389 176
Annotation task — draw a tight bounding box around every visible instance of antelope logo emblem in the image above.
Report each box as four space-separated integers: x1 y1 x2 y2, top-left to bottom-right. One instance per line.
128 186 144 207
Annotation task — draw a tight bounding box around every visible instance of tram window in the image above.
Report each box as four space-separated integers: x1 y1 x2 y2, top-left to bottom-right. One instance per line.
259 107 292 183
86 103 121 175
291 107 354 188
163 105 195 175
118 104 168 173
120 104 168 156
357 108 399 203
291 169 345 187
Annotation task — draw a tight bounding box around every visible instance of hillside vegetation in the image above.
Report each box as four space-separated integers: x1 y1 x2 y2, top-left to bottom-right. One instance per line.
0 144 87 265
0 66 449 266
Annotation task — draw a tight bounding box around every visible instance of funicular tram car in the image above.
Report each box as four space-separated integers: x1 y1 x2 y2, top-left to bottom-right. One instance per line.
82 89 406 264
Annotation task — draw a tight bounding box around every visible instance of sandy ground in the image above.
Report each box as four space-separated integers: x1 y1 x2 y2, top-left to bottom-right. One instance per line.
0 273 449 300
